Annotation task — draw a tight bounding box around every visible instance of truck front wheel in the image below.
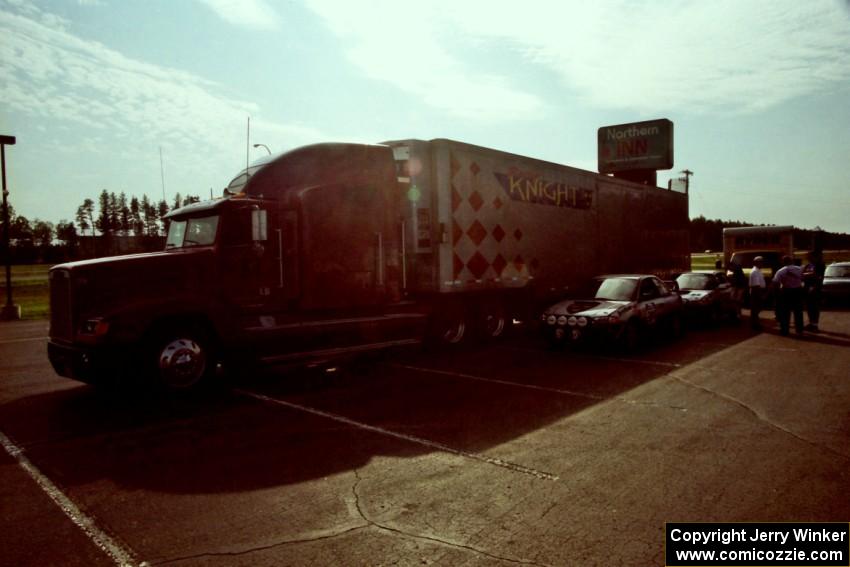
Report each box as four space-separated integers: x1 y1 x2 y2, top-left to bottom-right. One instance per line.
149 326 216 390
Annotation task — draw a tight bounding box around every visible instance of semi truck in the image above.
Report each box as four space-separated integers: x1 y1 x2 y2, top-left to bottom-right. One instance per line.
48 138 689 389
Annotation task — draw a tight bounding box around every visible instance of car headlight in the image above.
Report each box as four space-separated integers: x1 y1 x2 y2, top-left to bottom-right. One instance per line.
557 315 567 326
577 316 588 327
546 315 557 325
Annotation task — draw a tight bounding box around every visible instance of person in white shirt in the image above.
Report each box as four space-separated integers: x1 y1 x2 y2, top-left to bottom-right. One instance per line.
773 255 804 336
749 256 766 331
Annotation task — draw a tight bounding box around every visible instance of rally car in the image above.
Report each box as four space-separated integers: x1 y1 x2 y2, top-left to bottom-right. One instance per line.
541 275 684 350
675 271 737 323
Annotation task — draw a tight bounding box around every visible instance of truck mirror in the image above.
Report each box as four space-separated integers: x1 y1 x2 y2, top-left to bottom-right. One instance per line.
251 209 268 241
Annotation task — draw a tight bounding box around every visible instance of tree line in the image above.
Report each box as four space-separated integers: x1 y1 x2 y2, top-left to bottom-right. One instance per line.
3 203 849 264
2 190 200 263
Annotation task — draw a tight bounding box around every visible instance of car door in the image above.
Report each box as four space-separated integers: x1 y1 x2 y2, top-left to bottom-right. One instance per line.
637 277 662 327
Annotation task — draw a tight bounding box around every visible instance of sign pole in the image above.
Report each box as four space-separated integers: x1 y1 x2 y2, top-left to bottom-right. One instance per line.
1 134 20 320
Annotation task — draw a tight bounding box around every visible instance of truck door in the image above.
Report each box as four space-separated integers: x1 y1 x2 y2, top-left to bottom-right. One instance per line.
271 209 300 305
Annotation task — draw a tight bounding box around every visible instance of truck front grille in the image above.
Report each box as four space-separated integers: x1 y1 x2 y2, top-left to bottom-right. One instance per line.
49 269 73 341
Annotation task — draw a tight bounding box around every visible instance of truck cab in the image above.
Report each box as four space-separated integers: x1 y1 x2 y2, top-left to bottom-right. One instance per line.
48 143 425 390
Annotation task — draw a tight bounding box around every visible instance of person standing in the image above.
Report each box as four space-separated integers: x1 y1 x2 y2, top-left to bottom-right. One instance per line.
773 255 804 336
802 251 825 332
729 261 746 320
749 256 766 331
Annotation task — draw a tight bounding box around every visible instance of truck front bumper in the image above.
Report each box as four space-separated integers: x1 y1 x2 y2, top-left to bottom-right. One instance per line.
47 340 130 385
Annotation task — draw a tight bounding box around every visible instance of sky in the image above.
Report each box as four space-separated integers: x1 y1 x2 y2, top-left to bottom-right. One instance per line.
2 0 850 234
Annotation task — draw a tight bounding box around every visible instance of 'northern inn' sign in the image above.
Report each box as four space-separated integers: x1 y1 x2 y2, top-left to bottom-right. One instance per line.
597 118 673 174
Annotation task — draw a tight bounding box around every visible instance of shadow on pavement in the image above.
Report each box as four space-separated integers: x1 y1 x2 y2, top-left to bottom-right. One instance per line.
0 323 762 495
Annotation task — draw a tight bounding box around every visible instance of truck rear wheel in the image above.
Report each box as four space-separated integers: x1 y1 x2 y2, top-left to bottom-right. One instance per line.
149 325 216 390
428 306 468 346
480 301 508 340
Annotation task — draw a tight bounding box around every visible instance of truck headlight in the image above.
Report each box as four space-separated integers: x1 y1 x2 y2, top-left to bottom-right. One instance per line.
80 318 110 337
546 315 557 325
557 315 567 326
577 316 588 327
567 316 577 326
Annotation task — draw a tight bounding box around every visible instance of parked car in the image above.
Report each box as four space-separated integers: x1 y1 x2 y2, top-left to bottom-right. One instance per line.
676 272 737 322
541 275 684 350
822 262 850 306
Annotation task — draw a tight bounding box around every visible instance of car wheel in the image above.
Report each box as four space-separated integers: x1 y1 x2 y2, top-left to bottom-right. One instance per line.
621 321 640 352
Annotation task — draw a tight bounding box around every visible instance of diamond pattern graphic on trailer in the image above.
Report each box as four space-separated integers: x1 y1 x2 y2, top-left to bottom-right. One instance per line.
452 220 464 246
468 190 484 212
466 251 490 279
466 220 488 247
513 255 525 272
492 254 507 276
452 186 462 212
453 253 464 279
447 150 535 286
492 224 505 242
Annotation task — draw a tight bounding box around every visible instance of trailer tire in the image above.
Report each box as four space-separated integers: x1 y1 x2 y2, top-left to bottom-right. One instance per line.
479 301 508 340
429 306 468 346
148 323 217 391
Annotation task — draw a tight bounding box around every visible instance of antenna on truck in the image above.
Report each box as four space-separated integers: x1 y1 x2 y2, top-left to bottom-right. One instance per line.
159 145 166 202
246 116 250 175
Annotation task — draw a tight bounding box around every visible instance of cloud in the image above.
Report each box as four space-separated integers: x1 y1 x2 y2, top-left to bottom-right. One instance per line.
306 0 850 116
196 0 279 30
304 0 545 121
0 2 323 155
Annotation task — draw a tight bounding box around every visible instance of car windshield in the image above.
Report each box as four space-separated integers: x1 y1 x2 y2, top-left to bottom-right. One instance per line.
594 278 638 301
165 215 219 248
825 265 850 278
676 273 714 290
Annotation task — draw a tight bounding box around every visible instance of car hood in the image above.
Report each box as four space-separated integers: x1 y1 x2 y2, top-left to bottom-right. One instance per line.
680 290 712 301
823 277 850 288
545 298 632 317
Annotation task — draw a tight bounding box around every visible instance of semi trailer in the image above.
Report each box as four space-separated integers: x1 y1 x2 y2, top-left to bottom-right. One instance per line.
48 138 689 389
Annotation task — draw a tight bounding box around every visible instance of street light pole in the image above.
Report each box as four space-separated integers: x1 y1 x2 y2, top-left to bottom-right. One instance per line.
1 134 20 321
253 143 271 156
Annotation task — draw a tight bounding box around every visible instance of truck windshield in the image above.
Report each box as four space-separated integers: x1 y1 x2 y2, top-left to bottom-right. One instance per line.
166 215 219 248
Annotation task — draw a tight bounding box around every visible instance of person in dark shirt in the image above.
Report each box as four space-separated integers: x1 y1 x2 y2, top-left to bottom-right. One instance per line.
802 251 826 332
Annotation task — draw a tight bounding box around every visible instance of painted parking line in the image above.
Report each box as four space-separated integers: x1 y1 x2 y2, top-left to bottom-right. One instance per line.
0 430 139 567
388 363 688 412
235 389 559 481
505 345 682 369
389 363 607 401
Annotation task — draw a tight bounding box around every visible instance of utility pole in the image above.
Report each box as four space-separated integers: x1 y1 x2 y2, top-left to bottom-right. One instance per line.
679 169 693 193
1 134 20 320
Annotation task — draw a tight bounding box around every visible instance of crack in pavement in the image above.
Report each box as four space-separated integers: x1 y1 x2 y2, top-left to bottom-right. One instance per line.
151 524 371 565
672 375 850 462
350 469 554 567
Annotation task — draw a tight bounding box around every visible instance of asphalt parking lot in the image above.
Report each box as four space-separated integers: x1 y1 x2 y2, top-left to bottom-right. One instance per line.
1 311 849 566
